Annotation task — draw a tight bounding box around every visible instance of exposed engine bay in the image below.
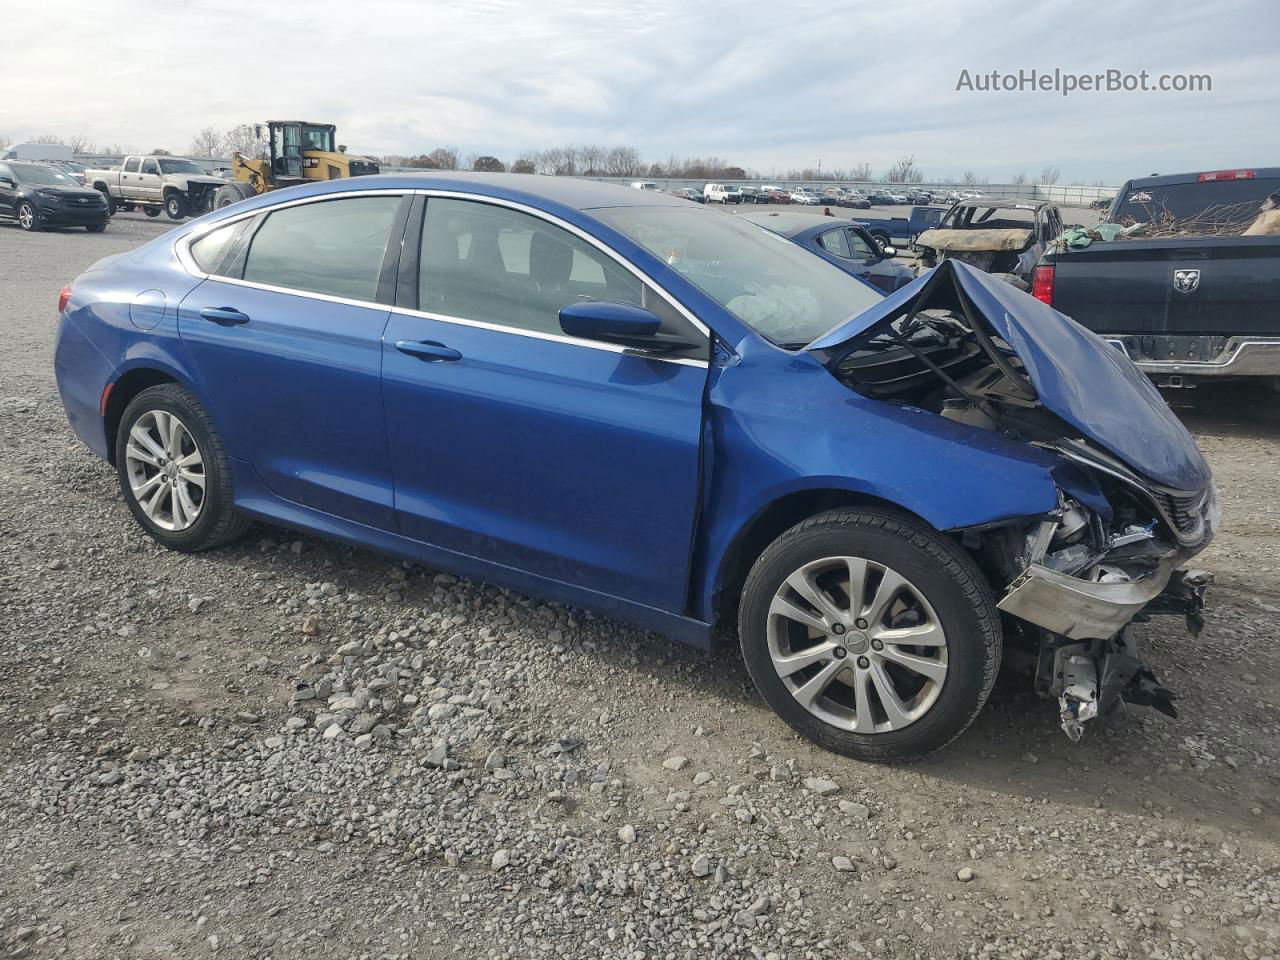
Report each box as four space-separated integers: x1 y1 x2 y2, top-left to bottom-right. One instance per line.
816 266 1216 741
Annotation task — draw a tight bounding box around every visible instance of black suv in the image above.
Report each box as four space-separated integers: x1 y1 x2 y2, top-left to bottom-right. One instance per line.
0 161 110 232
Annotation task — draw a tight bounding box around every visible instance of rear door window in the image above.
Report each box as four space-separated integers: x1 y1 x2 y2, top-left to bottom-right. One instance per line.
124 157 140 173
240 196 401 301
141 159 160 175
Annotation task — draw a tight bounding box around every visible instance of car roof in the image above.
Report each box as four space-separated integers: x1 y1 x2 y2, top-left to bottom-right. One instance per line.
251 172 690 212
740 211 860 238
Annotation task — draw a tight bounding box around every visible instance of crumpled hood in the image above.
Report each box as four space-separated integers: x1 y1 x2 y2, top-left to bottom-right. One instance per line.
807 260 1212 492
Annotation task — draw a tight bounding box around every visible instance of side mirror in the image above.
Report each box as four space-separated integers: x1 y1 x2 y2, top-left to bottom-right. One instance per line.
0 176 13 187
881 245 897 257
559 301 698 353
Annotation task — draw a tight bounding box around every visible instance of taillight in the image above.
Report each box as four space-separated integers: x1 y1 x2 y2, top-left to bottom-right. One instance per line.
1197 169 1255 182
1031 265 1055 305
58 284 72 314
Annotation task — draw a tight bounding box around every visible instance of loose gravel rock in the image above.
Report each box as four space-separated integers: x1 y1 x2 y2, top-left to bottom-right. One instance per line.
1 217 1278 959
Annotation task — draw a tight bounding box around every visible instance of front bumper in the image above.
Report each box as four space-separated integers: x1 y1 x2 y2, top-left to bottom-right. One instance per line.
998 560 1177 639
1106 335 1280 378
39 203 110 226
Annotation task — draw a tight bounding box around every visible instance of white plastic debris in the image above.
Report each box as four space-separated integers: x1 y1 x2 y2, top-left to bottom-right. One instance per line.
1059 655 1098 742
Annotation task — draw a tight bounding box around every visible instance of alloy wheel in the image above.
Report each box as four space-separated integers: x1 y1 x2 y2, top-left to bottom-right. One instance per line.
766 556 948 733
124 410 206 531
18 204 34 229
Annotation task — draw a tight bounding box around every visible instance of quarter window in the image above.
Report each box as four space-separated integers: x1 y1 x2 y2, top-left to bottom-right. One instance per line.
816 228 852 258
188 219 253 274
240 196 401 301
418 198 702 349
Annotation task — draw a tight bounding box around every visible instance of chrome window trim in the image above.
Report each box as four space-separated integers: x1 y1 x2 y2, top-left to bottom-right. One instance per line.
172 186 712 368
388 305 708 368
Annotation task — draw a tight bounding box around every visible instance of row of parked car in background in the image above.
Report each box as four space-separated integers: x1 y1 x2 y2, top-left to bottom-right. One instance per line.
631 179 982 208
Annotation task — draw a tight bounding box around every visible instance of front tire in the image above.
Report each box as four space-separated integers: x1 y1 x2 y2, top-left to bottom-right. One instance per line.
85 222 107 233
738 508 1000 762
115 384 252 552
165 193 187 220
214 183 254 209
16 201 39 231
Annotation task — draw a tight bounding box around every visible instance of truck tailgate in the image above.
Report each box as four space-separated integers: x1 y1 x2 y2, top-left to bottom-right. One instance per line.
1052 236 1280 335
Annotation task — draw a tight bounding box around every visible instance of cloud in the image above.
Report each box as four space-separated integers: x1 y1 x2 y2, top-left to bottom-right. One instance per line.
2 0 1276 183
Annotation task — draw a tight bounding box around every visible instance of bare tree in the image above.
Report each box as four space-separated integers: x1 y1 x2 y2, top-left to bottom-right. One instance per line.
189 127 224 157
961 170 979 185
30 133 66 144
224 124 261 157
427 146 459 170
1010 171 1028 185
510 156 536 174
67 133 97 154
603 145 642 177
883 155 924 184
1038 164 1061 185
150 148 172 156
472 155 506 172
578 144 605 176
0 133 10 154
849 162 873 181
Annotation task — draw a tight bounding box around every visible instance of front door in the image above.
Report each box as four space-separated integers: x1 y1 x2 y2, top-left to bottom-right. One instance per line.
381 197 710 611
177 193 407 529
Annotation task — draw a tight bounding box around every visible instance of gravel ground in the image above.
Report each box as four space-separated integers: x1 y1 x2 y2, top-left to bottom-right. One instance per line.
1 213 1277 960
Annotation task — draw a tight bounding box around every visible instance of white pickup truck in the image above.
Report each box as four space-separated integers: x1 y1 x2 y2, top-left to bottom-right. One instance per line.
86 155 226 220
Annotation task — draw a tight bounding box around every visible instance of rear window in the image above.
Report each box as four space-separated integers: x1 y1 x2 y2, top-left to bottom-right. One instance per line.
1111 177 1280 225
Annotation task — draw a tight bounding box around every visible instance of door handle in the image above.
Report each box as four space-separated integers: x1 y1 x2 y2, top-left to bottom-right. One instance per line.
199 306 250 325
395 339 461 362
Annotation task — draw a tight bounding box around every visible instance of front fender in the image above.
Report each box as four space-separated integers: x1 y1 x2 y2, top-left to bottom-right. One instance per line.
692 340 1062 621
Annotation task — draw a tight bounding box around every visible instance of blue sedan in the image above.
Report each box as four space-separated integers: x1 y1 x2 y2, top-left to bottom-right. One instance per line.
741 211 915 292
54 174 1214 760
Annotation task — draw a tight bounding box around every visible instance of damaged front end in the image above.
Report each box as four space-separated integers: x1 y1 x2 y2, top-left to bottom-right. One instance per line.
807 260 1217 741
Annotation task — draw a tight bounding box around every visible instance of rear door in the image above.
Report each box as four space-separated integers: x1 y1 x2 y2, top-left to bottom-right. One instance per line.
177 192 409 529
120 157 141 199
138 158 163 203
381 196 710 611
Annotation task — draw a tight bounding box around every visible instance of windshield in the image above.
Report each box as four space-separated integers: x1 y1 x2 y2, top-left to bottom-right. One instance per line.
10 163 79 187
593 205 883 346
158 158 204 174
1111 177 1280 224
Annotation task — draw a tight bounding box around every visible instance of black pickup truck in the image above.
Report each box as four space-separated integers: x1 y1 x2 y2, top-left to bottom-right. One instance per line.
1033 167 1280 389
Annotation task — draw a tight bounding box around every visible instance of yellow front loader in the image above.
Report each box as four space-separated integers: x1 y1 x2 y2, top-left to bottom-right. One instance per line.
213 121 379 208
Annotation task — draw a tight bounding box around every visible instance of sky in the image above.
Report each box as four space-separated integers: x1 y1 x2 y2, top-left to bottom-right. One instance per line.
3 0 1277 185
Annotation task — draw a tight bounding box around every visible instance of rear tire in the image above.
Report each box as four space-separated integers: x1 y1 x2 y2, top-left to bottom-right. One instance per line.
86 223 107 233
738 508 1001 762
164 193 187 220
115 384 252 552
143 206 161 218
